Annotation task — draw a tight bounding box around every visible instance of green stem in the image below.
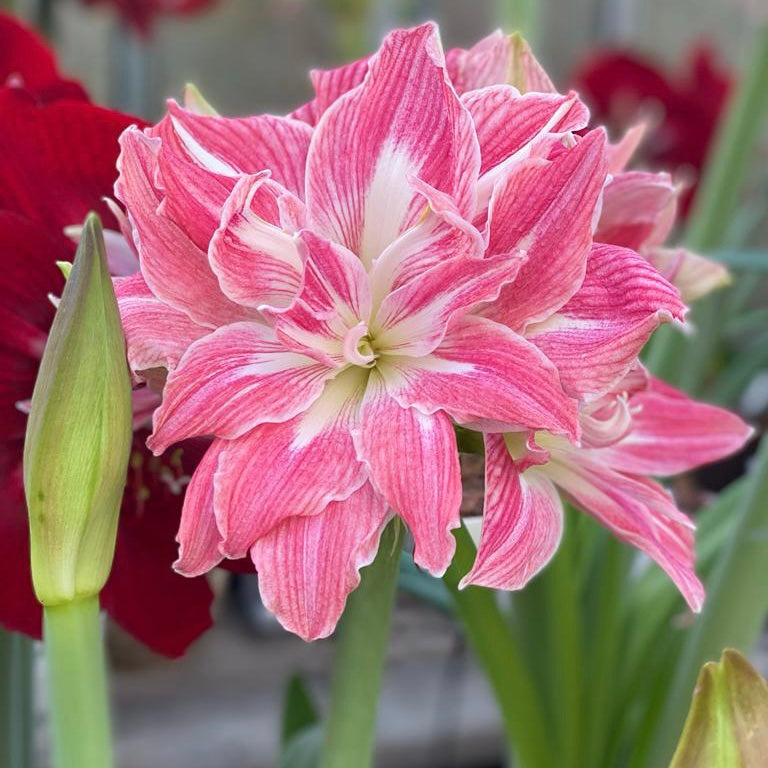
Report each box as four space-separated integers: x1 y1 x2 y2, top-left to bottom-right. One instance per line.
543 519 584 767
645 436 768 766
443 523 556 768
496 0 538 41
318 520 403 768
44 596 114 768
0 630 34 768
648 23 768 389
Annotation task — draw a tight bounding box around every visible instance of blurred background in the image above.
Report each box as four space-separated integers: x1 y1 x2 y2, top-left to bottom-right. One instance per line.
10 1 765 766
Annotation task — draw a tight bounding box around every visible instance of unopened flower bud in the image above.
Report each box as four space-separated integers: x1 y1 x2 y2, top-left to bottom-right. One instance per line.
24 213 132 606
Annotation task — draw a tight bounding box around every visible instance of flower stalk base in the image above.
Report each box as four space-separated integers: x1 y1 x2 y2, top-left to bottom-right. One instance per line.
44 596 114 768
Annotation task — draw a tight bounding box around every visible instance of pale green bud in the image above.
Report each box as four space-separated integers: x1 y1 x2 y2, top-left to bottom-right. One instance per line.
670 649 768 767
24 213 132 606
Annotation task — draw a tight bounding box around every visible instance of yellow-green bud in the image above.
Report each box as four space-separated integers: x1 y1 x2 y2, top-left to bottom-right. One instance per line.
24 213 132 606
670 649 768 767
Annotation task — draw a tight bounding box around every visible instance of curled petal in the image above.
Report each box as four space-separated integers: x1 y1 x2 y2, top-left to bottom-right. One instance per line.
464 87 589 179
209 174 305 310
251 482 390 641
148 322 334 452
461 433 563 590
527 243 685 399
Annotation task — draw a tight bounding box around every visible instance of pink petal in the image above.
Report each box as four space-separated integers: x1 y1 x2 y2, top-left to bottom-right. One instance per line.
600 378 753 476
606 122 647 173
446 32 556 95
382 315 579 439
646 246 730 303
547 449 704 611
596 171 677 251
209 174 305 310
174 439 227 576
152 101 311 249
355 375 461 576
463 87 589 177
213 368 368 558
148 321 334 453
290 56 370 126
306 23 480 264
115 272 209 373
526 243 686 398
251 482 390 640
269 231 372 363
461 433 563 589
115 127 248 327
446 31 516 93
481 129 608 332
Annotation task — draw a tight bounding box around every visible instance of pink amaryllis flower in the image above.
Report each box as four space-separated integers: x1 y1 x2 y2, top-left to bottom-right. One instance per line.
462 368 752 609
115 23 603 640
115 23 749 637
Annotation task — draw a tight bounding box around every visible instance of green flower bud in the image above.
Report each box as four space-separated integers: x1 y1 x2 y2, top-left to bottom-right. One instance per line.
670 649 768 767
24 213 132 606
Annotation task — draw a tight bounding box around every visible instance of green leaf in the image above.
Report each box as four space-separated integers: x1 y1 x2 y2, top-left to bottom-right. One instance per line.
277 725 322 768
669 650 768 768
281 674 319 748
713 250 768 271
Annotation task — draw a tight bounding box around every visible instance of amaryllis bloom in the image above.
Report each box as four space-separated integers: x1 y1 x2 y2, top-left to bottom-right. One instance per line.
573 44 732 214
81 0 218 35
463 368 752 609
0 12 87 103
115 23 749 639
0 36 213 655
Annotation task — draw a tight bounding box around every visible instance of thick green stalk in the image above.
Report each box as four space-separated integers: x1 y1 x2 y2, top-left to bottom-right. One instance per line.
0 631 34 768
648 23 768 389
645 436 768 766
496 0 538 41
44 597 113 768
318 520 403 768
543 519 584 767
444 524 556 768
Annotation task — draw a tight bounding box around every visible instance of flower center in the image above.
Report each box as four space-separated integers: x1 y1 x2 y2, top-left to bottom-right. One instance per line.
342 322 378 368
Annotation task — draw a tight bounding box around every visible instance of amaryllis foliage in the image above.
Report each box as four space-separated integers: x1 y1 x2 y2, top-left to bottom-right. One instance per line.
573 44 732 214
0 12 213 657
114 24 750 641
81 0 218 35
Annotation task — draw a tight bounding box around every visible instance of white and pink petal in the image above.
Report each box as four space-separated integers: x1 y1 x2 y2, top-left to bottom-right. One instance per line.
461 433 563 590
251 482 390 640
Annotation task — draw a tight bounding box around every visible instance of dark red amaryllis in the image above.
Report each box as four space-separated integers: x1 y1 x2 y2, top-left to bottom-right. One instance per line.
0 14 214 656
0 11 87 103
573 44 732 214
80 0 218 35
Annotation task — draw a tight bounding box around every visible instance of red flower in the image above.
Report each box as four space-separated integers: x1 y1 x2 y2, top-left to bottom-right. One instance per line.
0 16 214 657
573 44 732 213
80 0 218 35
0 12 87 103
